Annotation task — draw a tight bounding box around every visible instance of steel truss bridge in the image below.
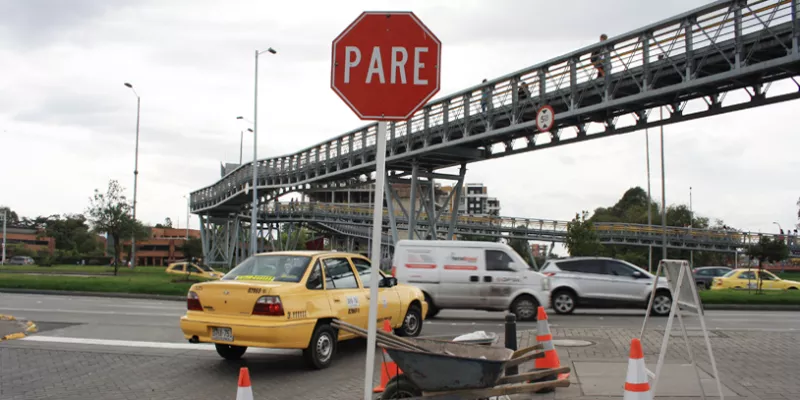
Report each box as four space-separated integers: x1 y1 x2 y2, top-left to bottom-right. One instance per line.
200 201 795 268
191 0 800 267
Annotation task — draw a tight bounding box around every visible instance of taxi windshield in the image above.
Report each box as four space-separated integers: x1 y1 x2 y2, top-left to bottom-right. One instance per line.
222 255 311 283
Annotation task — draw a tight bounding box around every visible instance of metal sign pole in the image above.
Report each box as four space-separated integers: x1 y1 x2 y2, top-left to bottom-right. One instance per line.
363 120 388 400
1 210 6 265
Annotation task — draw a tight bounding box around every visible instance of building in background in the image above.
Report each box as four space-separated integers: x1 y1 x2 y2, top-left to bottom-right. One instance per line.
530 243 548 258
113 227 202 266
450 183 501 217
1 227 55 255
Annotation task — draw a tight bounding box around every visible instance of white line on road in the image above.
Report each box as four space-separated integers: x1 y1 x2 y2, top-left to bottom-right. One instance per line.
20 336 297 354
0 308 181 317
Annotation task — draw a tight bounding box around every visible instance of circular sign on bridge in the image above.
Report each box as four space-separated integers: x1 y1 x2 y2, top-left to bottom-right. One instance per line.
536 105 555 132
330 11 442 121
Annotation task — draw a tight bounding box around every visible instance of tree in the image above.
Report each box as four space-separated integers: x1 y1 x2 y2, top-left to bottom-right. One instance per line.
44 214 102 256
155 218 173 229
460 234 499 242
86 180 146 275
565 211 603 256
508 238 535 268
0 206 20 225
746 236 790 293
179 237 203 261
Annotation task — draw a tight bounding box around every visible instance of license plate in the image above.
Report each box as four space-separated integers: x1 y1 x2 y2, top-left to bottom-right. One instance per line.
211 327 234 342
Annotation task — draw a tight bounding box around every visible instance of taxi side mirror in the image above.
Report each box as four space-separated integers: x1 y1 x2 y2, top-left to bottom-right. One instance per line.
380 277 398 288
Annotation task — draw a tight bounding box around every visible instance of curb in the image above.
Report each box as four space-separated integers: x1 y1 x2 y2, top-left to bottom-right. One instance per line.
0 314 38 342
0 288 185 302
2 288 800 311
702 303 800 311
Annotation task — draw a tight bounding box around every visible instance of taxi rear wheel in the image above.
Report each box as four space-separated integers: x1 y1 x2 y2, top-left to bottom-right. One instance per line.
215 344 247 360
304 323 337 370
395 304 422 337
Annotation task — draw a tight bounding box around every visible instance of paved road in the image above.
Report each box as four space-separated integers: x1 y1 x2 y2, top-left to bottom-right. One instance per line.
2 292 799 399
0 293 797 343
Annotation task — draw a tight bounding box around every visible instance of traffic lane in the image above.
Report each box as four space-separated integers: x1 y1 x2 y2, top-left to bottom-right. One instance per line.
431 309 800 331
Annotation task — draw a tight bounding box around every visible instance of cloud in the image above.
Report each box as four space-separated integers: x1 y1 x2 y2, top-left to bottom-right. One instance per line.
1 0 796 244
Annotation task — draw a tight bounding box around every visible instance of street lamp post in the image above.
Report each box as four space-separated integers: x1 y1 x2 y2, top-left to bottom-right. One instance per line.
124 82 141 268
1 209 6 265
659 105 667 261
645 126 653 272
250 47 277 257
183 195 190 239
689 186 693 267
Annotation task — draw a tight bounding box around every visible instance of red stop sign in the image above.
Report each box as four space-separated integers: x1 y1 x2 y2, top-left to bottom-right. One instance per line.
331 12 441 121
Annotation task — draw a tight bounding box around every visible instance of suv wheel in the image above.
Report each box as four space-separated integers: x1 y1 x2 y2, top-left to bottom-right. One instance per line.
652 291 672 316
552 289 576 314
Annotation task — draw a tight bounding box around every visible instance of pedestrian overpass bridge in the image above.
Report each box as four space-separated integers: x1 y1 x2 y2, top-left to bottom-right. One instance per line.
189 0 800 266
199 201 793 268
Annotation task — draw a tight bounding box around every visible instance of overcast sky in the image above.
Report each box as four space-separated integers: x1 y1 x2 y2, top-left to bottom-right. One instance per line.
1 0 798 239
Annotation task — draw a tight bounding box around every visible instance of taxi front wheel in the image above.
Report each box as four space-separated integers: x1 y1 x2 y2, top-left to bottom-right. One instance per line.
395 304 423 337
215 344 247 360
304 324 337 370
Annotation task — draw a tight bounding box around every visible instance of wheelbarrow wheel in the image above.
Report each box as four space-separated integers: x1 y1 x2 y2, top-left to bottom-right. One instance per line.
381 376 422 399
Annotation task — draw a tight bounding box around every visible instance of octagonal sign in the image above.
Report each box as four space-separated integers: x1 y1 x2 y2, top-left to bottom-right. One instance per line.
331 11 441 121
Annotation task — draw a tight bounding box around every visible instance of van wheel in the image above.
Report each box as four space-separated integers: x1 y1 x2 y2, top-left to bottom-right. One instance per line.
303 323 336 369
424 293 439 319
510 295 539 321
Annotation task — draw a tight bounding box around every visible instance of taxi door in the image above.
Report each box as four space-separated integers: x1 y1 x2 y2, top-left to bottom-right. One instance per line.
320 256 368 335
351 257 401 327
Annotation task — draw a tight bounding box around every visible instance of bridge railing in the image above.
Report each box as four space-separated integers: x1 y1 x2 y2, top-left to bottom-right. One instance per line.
259 201 793 248
191 0 797 213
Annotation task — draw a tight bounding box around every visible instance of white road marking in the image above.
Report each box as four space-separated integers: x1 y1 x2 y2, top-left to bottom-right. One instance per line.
20 336 297 354
0 307 181 317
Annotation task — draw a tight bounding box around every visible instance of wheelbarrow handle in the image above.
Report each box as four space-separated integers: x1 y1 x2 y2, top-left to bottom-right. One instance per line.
504 350 544 368
511 343 543 359
497 366 571 385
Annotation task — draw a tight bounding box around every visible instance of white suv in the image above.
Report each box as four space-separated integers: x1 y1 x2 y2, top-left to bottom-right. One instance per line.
540 257 673 316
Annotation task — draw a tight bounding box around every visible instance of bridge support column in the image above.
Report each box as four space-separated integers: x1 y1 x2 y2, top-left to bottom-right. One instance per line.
198 215 239 269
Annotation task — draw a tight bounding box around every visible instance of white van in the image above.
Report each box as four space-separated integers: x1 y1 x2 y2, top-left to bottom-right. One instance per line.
392 240 551 321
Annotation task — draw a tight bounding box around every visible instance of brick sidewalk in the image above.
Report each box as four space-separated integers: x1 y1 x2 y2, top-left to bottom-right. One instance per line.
516 327 800 399
2 328 798 399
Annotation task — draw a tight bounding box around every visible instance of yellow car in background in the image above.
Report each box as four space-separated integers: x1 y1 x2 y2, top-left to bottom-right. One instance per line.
166 261 223 280
711 268 800 290
179 251 427 369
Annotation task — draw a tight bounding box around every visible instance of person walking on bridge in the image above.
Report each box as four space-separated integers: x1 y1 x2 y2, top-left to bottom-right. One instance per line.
591 34 608 79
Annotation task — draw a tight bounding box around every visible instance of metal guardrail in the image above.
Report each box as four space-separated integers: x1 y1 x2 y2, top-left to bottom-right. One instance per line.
191 0 800 214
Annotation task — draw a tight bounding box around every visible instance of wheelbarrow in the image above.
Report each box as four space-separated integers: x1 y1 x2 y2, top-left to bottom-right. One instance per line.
378 338 569 399
330 319 569 399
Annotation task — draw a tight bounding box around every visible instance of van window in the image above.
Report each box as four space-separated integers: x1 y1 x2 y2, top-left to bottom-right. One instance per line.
486 250 515 271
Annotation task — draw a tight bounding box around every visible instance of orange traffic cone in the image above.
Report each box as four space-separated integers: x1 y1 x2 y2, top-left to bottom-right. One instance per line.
533 306 570 389
623 338 652 400
372 319 402 393
236 367 254 400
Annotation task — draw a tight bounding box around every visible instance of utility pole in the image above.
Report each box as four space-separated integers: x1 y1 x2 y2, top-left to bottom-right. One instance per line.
1 209 6 265
659 106 667 261
645 126 653 273
689 186 693 267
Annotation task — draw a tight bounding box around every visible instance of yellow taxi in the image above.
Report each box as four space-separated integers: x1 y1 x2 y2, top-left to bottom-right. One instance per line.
166 261 223 280
179 251 428 369
711 268 800 290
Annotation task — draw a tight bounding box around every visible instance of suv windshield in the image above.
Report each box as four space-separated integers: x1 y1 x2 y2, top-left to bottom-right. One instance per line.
222 255 311 283
195 263 213 272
